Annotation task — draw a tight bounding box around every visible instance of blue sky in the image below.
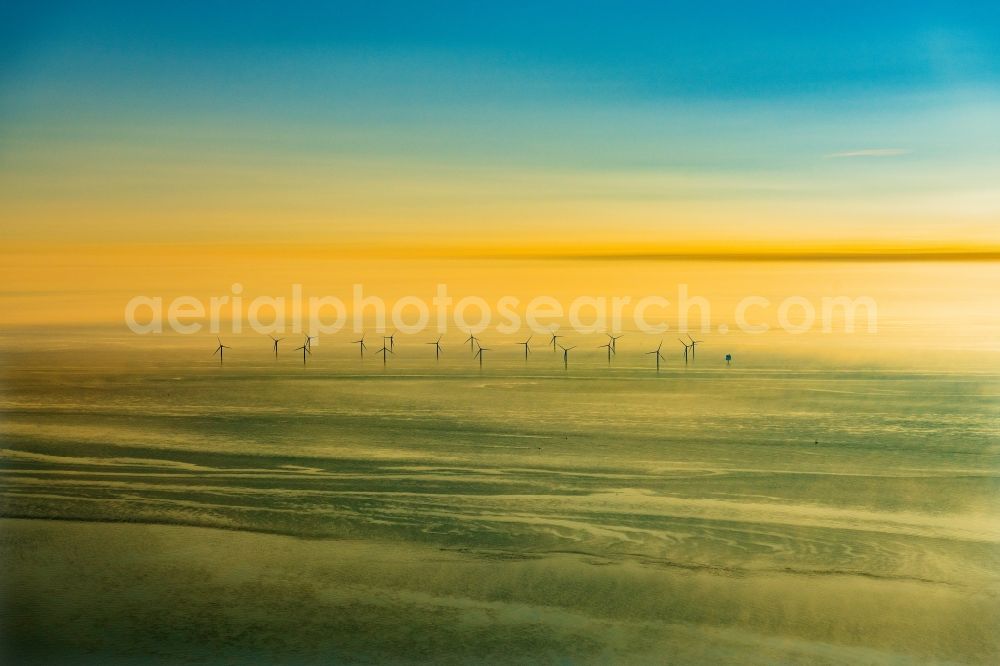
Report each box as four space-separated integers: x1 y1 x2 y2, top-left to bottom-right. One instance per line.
4 2 999 105
1 2 999 248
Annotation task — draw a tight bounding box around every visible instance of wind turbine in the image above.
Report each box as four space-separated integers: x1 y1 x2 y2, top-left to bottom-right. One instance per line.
549 333 563 351
687 334 703 360
212 337 231 365
516 336 532 360
464 330 481 353
598 342 614 364
426 335 443 360
678 338 691 365
375 344 393 365
269 335 284 358
352 334 368 358
474 346 490 368
559 344 575 370
304 335 316 351
608 333 624 353
384 332 396 352
293 343 311 366
646 340 666 372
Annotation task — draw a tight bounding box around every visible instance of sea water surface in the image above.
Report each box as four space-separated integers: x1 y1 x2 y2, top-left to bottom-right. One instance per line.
1 259 999 663
2 338 999 663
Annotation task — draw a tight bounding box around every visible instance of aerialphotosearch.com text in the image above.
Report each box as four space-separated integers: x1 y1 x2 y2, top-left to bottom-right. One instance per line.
124 283 878 341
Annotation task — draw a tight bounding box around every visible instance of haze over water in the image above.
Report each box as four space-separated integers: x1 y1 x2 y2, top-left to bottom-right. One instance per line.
2 259 998 663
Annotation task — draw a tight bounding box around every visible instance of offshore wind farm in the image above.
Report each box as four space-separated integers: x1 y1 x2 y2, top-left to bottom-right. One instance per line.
209 331 724 370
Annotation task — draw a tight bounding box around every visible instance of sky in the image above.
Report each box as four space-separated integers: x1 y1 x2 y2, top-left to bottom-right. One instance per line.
1 2 999 255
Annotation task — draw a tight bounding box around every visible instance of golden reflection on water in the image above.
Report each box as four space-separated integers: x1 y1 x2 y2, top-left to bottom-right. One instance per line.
1 258 998 663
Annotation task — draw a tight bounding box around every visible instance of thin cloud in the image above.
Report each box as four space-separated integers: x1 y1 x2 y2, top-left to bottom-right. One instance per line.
826 148 909 159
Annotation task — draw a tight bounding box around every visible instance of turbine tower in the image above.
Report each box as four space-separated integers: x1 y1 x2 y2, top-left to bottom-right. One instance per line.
559 344 575 370
375 344 393 365
427 335 444 360
293 343 310 366
646 340 666 372
464 330 481 352
212 337 231 365
678 339 691 365
269 335 284 358
687 334 704 360
598 342 613 364
352 334 368 358
474 346 490 368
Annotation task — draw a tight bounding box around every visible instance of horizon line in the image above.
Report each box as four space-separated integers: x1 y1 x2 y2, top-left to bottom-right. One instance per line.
475 250 1000 262
3 242 999 262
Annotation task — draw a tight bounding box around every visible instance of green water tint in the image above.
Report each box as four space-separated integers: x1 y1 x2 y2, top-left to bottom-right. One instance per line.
1 349 998 663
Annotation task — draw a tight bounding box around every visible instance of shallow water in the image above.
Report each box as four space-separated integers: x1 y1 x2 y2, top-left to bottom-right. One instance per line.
1 336 998 663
